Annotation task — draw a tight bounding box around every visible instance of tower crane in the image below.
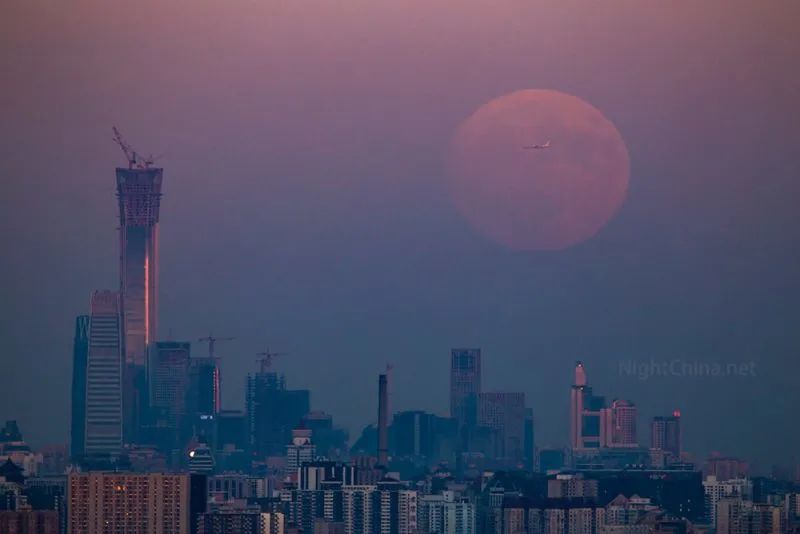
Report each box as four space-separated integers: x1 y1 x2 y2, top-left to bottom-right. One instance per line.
198 333 235 360
256 349 287 373
112 126 157 169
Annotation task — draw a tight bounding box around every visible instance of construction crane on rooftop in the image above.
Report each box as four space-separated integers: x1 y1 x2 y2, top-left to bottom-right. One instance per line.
112 126 157 170
198 333 235 360
256 349 287 373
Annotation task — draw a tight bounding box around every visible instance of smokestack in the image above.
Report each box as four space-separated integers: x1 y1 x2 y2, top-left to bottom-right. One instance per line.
377 373 389 466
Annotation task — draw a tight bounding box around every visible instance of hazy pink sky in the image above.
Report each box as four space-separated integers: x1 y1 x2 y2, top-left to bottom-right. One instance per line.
2 0 799 467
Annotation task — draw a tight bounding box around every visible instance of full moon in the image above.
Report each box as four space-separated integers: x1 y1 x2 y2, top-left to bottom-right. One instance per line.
446 90 630 250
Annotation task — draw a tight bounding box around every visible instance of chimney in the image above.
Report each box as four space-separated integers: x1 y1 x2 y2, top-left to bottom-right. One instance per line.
377 373 389 466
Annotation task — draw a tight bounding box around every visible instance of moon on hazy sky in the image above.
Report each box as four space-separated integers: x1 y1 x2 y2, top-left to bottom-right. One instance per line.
446 90 630 251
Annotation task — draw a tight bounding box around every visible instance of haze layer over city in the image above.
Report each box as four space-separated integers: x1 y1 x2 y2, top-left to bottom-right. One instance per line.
3 0 800 474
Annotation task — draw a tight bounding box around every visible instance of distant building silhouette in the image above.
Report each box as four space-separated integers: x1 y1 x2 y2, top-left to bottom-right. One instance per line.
377 374 389 467
69 315 90 459
704 454 749 481
149 341 191 453
651 411 682 460
602 399 638 448
247 371 310 458
478 392 526 465
302 412 348 461
184 356 222 444
449 348 481 449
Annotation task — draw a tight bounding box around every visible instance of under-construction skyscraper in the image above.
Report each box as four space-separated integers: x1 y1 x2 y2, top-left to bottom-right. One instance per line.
116 164 163 443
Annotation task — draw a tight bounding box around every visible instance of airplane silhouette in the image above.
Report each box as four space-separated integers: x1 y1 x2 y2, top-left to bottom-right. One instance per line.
523 140 551 150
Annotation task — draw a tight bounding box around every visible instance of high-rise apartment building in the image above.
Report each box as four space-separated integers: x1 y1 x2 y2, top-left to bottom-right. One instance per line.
449 349 481 442
417 491 475 534
0 510 59 534
342 485 375 534
67 472 206 534
342 481 418 534
703 476 752 527
198 512 285 534
716 499 783 534
70 315 90 458
547 473 599 499
83 291 123 457
117 166 163 444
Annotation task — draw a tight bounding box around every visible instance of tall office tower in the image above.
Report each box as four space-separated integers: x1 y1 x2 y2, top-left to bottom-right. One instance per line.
83 291 123 458
478 392 526 462
569 362 605 450
391 411 438 460
377 374 389 467
523 408 535 472
150 342 191 430
216 409 247 451
67 472 206 534
601 399 638 448
184 357 221 441
116 165 163 444
247 371 311 457
651 411 682 459
302 412 349 460
449 349 481 443
286 427 316 475
70 315 90 458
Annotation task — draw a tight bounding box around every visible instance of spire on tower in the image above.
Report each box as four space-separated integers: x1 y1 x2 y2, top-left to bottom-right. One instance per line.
574 361 587 387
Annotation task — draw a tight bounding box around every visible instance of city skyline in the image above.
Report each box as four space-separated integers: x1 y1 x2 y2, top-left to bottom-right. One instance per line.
3 1 800 473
